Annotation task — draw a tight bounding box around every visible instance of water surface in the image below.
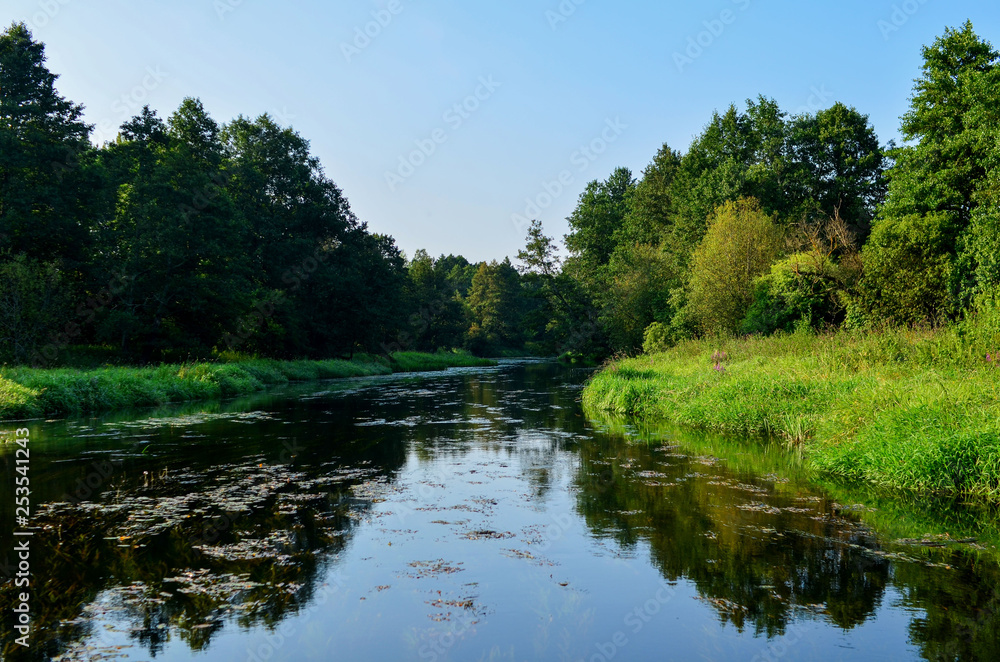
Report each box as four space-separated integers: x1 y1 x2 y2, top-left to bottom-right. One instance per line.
1 361 997 661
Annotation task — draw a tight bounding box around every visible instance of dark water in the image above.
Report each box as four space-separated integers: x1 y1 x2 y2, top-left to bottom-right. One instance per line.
1 361 999 661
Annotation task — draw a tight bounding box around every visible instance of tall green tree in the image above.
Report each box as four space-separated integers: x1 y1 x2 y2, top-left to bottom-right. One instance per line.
96 101 249 357
0 22 98 265
467 259 523 354
221 113 370 356
403 249 469 351
859 22 999 324
787 103 886 241
564 167 636 273
687 198 784 334
618 144 681 247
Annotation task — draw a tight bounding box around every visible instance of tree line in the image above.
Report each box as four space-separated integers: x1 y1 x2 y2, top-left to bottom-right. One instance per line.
2 21 997 366
0 23 535 365
519 20 1000 359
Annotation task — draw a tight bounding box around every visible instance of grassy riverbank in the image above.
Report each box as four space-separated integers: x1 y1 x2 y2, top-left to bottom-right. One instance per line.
0 351 495 420
583 314 1000 500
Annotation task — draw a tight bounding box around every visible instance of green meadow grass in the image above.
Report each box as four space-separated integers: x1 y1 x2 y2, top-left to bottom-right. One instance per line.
0 351 495 420
583 319 1000 500
389 350 495 372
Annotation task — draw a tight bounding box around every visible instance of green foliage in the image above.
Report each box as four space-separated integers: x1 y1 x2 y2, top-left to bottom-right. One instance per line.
466 259 524 354
600 243 677 352
856 212 957 325
687 198 784 334
787 103 886 241
859 22 1000 323
618 144 680 246
556 95 884 357
564 167 636 273
401 250 469 352
584 317 1000 499
641 322 671 355
0 255 72 364
741 252 847 335
389 350 494 372
0 22 98 266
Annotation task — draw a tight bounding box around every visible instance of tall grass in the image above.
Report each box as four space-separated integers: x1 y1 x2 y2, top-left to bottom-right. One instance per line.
0 352 496 420
389 350 495 372
583 306 1000 500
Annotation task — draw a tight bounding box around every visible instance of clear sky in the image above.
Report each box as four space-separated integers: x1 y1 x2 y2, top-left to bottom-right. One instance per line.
8 0 999 263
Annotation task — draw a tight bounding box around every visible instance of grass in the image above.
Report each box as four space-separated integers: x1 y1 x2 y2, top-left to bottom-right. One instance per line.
583 308 1000 500
388 350 496 372
0 351 495 420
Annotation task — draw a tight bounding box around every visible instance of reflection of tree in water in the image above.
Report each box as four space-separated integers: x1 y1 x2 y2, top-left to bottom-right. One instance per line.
895 555 1000 661
0 431 409 661
574 435 891 636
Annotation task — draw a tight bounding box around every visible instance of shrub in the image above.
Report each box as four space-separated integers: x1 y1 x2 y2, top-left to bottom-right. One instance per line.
741 252 845 335
642 322 672 355
687 198 784 334
855 211 958 326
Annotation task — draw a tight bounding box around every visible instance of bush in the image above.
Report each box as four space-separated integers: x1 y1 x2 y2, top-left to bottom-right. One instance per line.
642 322 672 355
741 252 846 335
687 198 784 334
855 212 958 326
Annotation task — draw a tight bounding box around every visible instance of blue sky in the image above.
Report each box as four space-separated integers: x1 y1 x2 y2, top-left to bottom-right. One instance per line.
8 0 999 262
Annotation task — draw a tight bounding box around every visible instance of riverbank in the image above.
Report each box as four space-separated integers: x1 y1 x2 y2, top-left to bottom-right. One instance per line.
0 351 495 420
583 322 1000 500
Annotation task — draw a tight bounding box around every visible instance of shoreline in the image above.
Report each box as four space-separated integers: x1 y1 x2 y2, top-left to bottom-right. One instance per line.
0 352 496 421
582 327 1000 501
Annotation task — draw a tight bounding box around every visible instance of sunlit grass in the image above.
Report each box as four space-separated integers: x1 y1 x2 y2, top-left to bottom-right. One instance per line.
390 349 495 372
0 352 496 420
584 321 1000 500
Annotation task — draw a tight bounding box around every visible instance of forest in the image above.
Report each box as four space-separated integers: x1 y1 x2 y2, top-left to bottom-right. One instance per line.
2 21 999 368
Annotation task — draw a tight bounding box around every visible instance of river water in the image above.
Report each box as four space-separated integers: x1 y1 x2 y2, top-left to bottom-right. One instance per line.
1 361 998 661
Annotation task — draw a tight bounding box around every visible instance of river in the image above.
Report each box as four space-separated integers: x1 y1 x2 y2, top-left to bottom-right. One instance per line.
1 360 997 661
